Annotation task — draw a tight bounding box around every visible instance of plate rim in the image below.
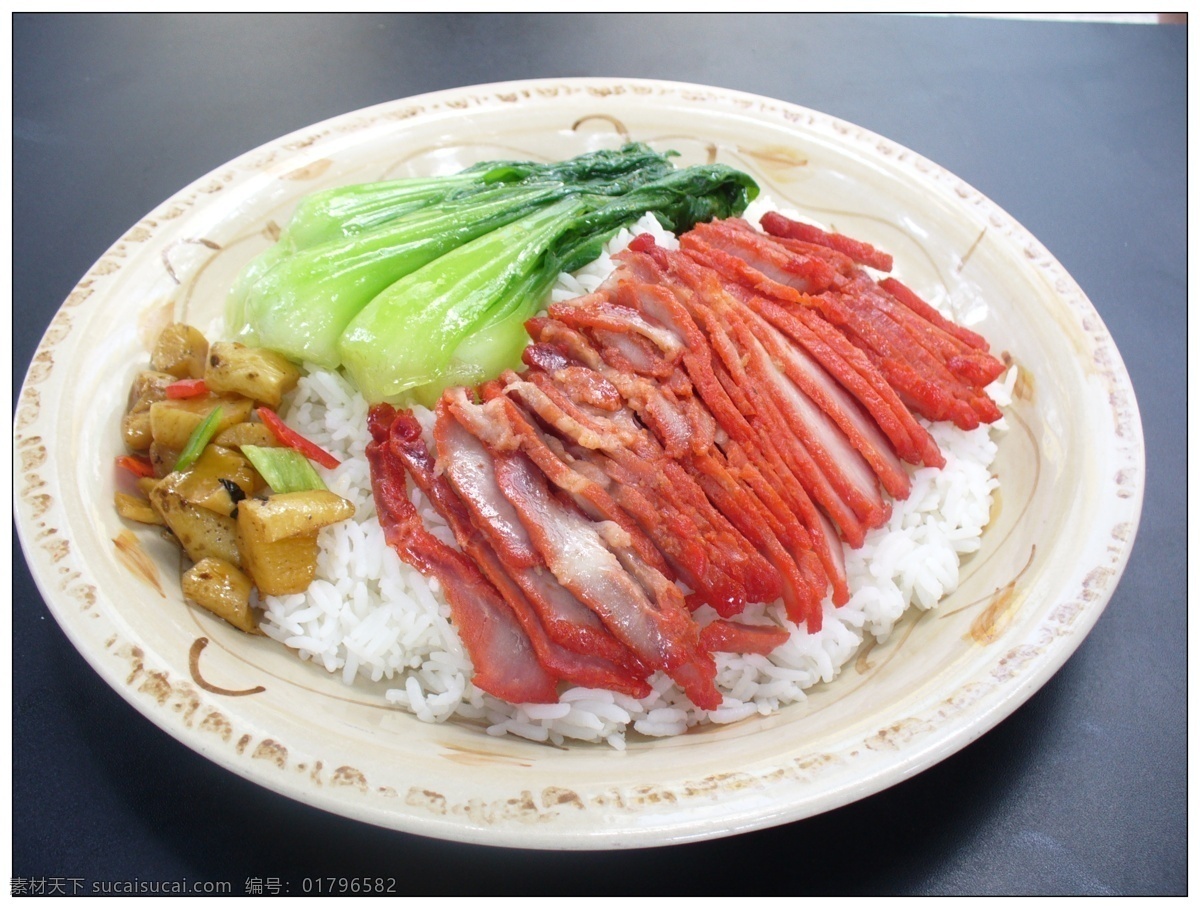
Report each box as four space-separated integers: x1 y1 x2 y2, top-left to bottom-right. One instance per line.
13 76 1146 850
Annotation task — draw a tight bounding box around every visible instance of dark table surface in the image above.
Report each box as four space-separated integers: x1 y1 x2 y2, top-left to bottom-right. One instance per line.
13 13 1186 896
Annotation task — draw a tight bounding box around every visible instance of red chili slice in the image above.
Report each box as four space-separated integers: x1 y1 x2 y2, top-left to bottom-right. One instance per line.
256 406 340 470
116 454 156 478
164 378 209 399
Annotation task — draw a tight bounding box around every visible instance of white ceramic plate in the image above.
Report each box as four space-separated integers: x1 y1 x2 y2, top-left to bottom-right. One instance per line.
13 78 1144 849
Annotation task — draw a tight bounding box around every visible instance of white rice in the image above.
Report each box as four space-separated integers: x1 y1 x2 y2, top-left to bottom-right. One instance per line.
258 208 1015 748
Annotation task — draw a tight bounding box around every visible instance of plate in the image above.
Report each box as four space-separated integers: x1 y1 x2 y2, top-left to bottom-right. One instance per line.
13 78 1144 849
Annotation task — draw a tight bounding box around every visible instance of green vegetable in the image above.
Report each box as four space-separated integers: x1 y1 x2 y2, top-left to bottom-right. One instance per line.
232 144 758 402
226 243 290 336
174 406 223 473
241 445 328 493
283 169 497 251
227 144 681 363
231 184 565 367
340 198 585 402
281 144 675 251
340 163 758 402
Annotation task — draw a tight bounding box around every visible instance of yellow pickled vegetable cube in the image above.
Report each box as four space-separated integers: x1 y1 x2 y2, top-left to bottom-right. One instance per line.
175 445 260 516
114 491 163 525
213 421 279 451
149 441 181 479
151 324 208 379
121 409 153 452
182 558 257 633
149 395 254 451
205 342 300 409
150 474 241 567
236 503 320 596
236 490 355 543
126 370 175 413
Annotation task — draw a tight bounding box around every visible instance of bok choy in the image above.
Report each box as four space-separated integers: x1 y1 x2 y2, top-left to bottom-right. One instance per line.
227 144 678 362
228 144 758 403
339 163 758 403
279 143 676 251
232 183 565 367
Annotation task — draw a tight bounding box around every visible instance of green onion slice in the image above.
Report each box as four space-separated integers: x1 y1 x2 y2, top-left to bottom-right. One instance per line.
241 445 328 493
174 406 223 472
